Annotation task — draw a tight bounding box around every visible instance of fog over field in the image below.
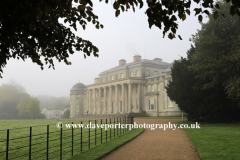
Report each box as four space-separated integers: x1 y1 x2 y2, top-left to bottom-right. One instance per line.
0 2 208 97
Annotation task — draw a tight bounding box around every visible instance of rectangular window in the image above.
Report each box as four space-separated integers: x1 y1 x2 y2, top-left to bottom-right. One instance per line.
151 85 154 92
111 75 114 80
131 99 133 109
136 71 139 77
106 77 108 82
115 74 118 80
130 72 133 77
76 96 79 100
92 103 94 113
136 99 138 109
102 78 104 82
76 105 79 112
164 96 167 109
149 99 155 110
146 70 150 77
101 90 104 97
119 101 122 112
120 73 123 78
101 102 104 112
112 102 115 113
168 97 173 108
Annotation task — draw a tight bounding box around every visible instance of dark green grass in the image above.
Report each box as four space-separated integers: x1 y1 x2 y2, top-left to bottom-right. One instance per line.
0 119 134 160
69 128 144 160
175 121 240 160
135 116 187 119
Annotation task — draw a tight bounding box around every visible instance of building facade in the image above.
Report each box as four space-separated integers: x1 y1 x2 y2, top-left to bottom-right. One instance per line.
41 108 64 119
70 55 184 118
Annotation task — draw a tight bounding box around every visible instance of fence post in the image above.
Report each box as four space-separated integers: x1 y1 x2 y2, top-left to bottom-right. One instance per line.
81 121 82 152
60 123 62 160
72 122 73 156
101 119 102 144
6 129 9 160
89 121 90 150
106 119 107 142
120 117 121 135
29 127 32 160
114 118 115 138
110 118 111 140
95 120 97 146
117 118 118 136
47 125 49 160
125 117 126 133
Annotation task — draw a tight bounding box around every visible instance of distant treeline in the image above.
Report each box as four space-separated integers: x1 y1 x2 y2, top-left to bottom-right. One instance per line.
0 83 70 120
0 83 45 119
37 95 70 110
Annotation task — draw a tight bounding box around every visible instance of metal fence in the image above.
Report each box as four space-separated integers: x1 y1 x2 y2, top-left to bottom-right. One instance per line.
0 116 134 160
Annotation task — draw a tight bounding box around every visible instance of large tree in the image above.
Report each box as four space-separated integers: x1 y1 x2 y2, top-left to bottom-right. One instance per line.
166 45 240 122
189 1 240 101
166 1 240 121
1 0 240 77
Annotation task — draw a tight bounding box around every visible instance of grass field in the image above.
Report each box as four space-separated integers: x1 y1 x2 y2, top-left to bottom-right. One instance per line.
0 118 140 160
70 128 144 160
175 121 240 160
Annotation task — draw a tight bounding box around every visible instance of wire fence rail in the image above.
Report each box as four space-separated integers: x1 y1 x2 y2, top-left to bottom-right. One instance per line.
0 116 134 160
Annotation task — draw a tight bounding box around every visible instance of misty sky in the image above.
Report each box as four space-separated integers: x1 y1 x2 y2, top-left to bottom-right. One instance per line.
0 2 209 97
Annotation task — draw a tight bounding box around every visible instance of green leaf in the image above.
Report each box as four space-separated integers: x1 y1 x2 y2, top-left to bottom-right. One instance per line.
198 15 203 22
213 11 219 19
194 8 202 16
203 10 210 15
186 9 190 16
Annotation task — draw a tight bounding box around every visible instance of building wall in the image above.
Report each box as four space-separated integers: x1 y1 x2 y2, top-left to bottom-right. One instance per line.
70 57 186 117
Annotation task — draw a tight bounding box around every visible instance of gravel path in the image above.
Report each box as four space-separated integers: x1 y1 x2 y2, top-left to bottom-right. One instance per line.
100 118 200 160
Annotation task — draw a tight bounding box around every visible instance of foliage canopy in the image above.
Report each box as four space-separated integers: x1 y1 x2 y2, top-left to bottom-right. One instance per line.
1 0 240 77
166 1 240 121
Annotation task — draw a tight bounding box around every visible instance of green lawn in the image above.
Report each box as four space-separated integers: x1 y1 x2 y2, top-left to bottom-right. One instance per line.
0 119 138 160
70 128 144 160
175 121 240 160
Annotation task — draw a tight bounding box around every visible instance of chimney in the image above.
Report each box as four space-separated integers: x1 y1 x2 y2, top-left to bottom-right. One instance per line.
119 59 126 66
153 58 162 62
133 55 141 62
94 78 99 84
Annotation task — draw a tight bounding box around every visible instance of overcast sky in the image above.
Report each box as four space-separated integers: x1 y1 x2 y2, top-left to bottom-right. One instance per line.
0 2 209 97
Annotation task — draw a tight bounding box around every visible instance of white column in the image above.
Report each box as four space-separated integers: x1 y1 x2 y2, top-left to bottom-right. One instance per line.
128 83 132 113
88 90 91 114
98 88 101 114
122 84 125 113
109 86 112 113
115 85 119 113
94 89 96 114
138 83 141 111
104 87 107 113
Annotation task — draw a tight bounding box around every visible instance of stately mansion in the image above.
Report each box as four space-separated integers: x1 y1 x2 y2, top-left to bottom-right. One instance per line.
70 55 184 118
